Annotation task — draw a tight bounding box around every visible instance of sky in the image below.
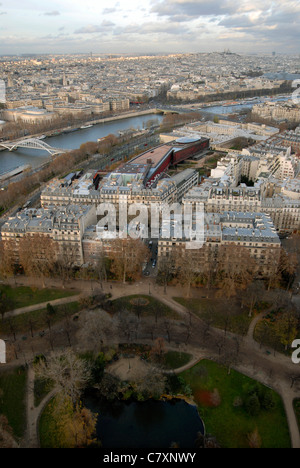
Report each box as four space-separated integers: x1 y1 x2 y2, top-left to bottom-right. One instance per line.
0 0 299 55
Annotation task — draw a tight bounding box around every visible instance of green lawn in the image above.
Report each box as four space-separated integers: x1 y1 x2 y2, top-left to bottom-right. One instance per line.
34 377 54 408
180 360 291 448
0 284 77 310
174 296 251 335
161 351 192 370
0 366 27 440
109 295 180 320
39 397 64 448
0 301 80 335
148 350 192 370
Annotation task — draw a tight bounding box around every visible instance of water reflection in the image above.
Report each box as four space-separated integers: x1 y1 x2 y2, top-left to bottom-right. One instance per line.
84 395 204 449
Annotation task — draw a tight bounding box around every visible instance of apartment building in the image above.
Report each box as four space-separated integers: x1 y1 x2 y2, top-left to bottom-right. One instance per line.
0 204 97 267
261 196 300 233
252 101 300 123
182 176 300 234
158 211 281 278
183 184 262 213
273 127 300 154
41 166 199 213
98 168 198 217
41 173 100 209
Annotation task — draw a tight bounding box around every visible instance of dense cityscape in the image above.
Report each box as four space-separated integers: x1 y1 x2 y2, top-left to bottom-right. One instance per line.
0 8 300 455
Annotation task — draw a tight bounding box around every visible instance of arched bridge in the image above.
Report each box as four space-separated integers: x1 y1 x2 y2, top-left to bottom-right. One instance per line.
0 138 68 156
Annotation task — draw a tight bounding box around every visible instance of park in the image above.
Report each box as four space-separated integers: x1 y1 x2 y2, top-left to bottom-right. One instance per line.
0 275 299 448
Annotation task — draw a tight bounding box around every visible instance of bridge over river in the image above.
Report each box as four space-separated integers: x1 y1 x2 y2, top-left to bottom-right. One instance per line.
0 138 68 156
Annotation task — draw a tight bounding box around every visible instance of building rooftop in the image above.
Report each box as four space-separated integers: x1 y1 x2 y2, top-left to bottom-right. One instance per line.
1 205 93 234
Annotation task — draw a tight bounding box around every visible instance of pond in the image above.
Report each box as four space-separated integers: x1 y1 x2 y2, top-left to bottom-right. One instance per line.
83 395 204 449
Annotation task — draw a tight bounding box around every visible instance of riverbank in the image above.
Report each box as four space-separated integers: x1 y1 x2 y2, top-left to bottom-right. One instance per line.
0 110 164 177
33 108 163 140
0 108 164 144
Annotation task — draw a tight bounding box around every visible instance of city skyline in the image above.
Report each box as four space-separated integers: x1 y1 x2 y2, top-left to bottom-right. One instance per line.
0 0 299 56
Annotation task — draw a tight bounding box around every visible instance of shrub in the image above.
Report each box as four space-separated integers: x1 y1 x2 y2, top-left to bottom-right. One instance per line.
245 394 261 416
261 391 276 411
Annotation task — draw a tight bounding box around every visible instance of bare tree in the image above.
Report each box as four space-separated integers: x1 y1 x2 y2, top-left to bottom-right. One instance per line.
109 238 150 284
279 249 298 291
287 373 300 389
157 254 175 294
219 349 238 375
175 249 199 298
54 243 79 287
216 245 257 298
94 253 108 287
149 337 166 363
244 281 266 317
34 348 91 404
274 308 298 351
0 239 16 279
19 234 58 287
215 336 226 356
116 309 139 342
163 319 172 344
136 371 167 399
76 310 116 353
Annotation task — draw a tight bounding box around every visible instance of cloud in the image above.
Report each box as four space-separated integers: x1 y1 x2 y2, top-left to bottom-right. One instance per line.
102 8 117 14
1 0 300 54
74 21 115 34
151 0 233 20
216 0 300 47
44 10 60 16
112 19 190 37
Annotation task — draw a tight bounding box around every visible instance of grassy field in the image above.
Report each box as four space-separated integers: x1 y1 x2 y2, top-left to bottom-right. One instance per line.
34 377 54 408
109 295 180 320
180 360 291 448
174 296 251 335
0 284 77 310
0 301 80 335
160 351 192 369
39 397 64 448
0 366 27 440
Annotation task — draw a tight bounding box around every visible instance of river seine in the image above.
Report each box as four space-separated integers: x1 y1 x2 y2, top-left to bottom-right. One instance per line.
0 113 163 175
